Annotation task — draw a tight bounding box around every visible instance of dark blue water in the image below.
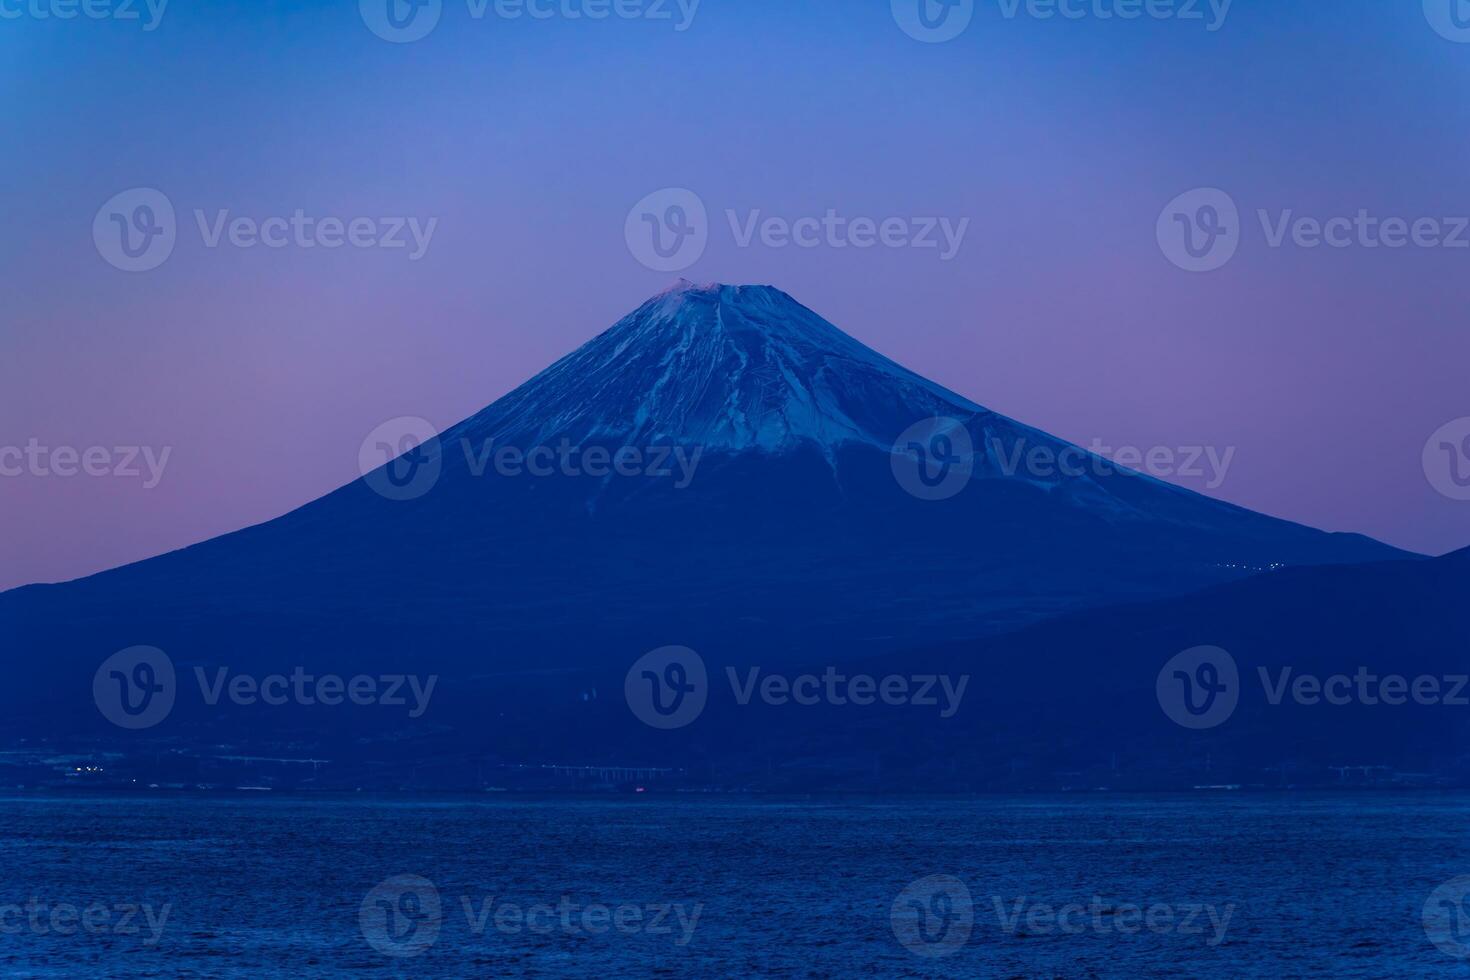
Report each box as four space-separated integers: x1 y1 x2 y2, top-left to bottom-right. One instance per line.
1 793 1468 977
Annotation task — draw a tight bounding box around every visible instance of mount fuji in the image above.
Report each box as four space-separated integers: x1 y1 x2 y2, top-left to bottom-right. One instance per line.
0 281 1411 753
453 279 988 454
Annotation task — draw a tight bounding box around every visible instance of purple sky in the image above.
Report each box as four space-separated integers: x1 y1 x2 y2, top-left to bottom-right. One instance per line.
3 0 1469 591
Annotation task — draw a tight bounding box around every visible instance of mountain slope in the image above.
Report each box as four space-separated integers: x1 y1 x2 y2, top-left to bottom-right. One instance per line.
0 282 1414 753
597 544 1470 791
452 280 984 454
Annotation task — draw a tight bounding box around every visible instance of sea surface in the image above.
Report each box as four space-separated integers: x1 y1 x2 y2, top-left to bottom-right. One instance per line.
0 793 1468 977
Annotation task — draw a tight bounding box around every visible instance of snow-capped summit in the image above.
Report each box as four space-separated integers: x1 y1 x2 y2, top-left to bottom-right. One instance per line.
451 281 985 454
0 280 1413 762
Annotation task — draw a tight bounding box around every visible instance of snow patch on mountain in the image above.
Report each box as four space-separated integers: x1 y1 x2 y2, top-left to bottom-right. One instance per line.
439 280 1248 528
452 280 987 454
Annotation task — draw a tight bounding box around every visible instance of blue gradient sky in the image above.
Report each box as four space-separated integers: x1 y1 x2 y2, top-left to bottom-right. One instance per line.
3 0 1469 590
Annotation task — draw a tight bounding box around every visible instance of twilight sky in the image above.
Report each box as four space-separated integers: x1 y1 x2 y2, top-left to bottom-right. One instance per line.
3 0 1469 591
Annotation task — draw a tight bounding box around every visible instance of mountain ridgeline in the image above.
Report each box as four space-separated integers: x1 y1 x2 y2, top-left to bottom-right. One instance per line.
0 281 1427 788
